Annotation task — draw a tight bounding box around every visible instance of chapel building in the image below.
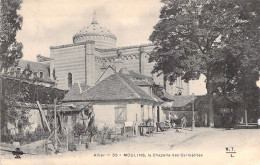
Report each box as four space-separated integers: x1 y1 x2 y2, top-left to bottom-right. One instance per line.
49 11 189 96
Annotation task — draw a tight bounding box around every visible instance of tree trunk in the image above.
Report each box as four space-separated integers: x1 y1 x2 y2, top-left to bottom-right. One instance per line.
244 110 248 126
208 93 214 127
0 76 3 139
206 74 214 128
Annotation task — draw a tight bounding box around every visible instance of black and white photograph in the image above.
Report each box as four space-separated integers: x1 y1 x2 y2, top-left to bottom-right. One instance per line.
0 0 259 164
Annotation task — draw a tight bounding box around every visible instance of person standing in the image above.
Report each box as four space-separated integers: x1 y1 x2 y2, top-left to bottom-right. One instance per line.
181 116 187 128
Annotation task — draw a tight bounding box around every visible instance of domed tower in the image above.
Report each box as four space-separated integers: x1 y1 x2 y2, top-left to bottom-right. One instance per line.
73 11 117 49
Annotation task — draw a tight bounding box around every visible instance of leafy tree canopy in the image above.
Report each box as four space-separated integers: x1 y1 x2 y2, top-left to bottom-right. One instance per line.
0 0 23 72
149 0 260 126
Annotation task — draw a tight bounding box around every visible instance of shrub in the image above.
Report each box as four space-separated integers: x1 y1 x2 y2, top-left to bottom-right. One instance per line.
87 125 98 143
98 126 113 145
73 123 87 137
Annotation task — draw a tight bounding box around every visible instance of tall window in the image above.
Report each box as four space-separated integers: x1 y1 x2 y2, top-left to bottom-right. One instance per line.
39 71 43 79
68 73 72 88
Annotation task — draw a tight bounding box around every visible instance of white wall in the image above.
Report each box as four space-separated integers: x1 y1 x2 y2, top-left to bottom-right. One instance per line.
159 106 166 122
93 104 115 128
142 105 155 121
28 109 46 131
126 103 142 124
93 102 162 128
8 109 47 135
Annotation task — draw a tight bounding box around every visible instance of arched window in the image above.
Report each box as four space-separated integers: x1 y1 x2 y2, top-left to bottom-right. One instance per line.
68 73 72 88
39 71 43 79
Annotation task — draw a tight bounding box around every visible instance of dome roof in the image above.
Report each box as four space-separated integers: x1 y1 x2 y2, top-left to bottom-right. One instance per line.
76 23 116 39
73 11 117 48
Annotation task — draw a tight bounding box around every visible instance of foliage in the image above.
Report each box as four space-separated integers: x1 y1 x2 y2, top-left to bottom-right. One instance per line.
97 126 113 145
1 125 50 144
73 122 87 137
2 76 67 104
209 0 260 121
21 63 33 79
0 74 67 140
149 0 260 126
22 125 50 144
87 125 98 142
0 0 23 71
72 122 99 143
1 85 31 136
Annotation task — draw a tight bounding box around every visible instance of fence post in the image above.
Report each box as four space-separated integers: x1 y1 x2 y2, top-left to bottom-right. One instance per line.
54 98 57 150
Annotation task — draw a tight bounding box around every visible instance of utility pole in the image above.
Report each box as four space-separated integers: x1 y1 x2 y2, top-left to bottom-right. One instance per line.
245 110 248 126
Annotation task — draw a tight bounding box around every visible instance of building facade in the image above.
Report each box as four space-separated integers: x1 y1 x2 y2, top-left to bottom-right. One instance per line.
1 55 54 87
49 12 189 96
62 67 166 132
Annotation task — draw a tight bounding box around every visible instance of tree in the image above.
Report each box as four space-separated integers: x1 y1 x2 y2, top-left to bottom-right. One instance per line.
2 89 31 136
219 0 260 123
1 77 67 140
21 63 33 79
0 0 23 72
149 0 259 127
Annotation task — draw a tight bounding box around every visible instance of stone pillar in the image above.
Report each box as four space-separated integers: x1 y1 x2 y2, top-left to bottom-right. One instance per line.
85 42 96 86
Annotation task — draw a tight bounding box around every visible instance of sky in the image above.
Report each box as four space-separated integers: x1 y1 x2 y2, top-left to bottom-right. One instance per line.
16 0 207 95
17 0 163 62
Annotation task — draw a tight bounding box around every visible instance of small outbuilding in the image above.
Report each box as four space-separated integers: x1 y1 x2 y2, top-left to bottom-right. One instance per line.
62 68 166 134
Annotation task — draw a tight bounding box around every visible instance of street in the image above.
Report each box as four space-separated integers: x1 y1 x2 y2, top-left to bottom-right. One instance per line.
1 128 260 165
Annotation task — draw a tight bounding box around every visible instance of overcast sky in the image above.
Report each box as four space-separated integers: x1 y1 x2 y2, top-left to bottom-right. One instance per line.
17 0 163 61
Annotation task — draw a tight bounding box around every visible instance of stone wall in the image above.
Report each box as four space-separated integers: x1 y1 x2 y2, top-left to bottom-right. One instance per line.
50 42 190 95
50 44 87 90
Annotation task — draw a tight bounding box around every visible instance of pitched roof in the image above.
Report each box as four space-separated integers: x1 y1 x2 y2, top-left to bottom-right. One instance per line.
117 73 155 101
63 83 91 101
63 73 156 102
119 69 154 86
119 69 173 101
17 59 53 83
162 95 210 111
151 93 164 103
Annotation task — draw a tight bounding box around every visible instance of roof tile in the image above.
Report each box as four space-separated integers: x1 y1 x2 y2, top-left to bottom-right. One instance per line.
63 73 156 102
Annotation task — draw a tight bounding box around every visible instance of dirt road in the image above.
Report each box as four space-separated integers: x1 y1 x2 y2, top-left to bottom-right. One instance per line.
1 128 260 165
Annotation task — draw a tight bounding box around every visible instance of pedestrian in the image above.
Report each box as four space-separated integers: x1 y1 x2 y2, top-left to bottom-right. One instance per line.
181 116 187 128
169 113 173 128
169 113 176 128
